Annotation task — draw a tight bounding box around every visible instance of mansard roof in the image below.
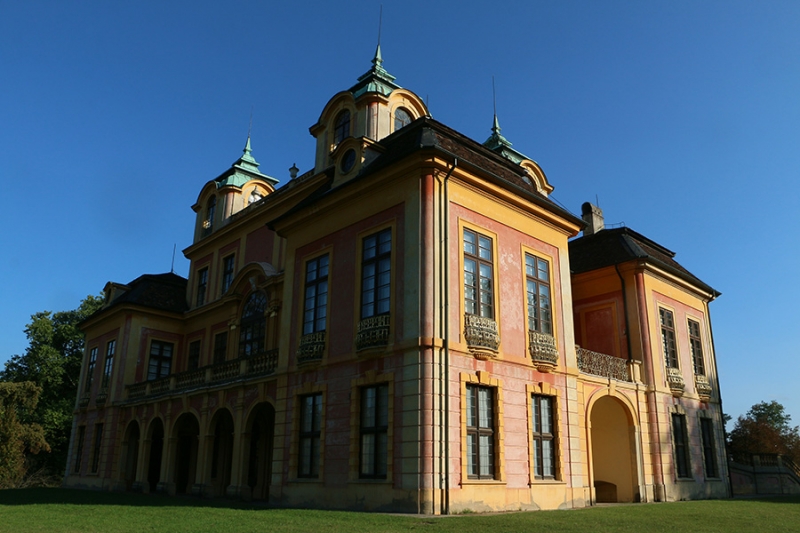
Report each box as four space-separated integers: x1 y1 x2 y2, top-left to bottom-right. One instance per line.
569 227 719 297
105 272 189 313
269 116 581 230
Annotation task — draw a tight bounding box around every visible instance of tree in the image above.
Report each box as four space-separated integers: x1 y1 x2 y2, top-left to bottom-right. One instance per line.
1 295 103 478
0 382 49 488
727 401 800 464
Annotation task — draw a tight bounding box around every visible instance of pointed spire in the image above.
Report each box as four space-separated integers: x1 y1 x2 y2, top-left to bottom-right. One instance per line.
484 113 512 151
373 44 383 68
237 133 259 170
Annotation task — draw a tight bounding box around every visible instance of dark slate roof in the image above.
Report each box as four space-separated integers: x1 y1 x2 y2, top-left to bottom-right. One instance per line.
569 227 719 297
107 272 189 313
269 117 583 229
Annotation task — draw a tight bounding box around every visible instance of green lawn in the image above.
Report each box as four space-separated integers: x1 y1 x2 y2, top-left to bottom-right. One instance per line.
0 489 798 533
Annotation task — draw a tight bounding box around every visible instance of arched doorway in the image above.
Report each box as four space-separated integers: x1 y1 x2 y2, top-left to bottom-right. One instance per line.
121 421 140 491
147 418 164 493
244 402 275 501
209 409 235 497
590 395 639 503
173 413 200 494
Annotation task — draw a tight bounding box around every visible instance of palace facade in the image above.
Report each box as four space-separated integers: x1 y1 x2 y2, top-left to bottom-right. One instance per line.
65 49 729 512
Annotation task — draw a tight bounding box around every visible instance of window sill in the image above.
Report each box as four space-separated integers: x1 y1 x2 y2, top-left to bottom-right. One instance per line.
289 477 323 484
349 478 391 484
461 479 506 486
529 479 566 486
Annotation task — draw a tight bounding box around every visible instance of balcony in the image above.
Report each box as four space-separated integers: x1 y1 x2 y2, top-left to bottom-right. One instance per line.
695 374 713 401
124 349 279 401
666 367 685 396
464 314 500 360
95 388 108 406
297 332 326 364
576 346 631 382
528 331 558 372
356 315 390 351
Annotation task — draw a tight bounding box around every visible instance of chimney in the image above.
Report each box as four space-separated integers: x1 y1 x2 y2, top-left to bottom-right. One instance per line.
581 202 604 236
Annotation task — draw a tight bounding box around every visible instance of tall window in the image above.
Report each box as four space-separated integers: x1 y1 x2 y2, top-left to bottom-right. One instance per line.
700 418 718 478
334 110 351 145
660 308 678 368
688 319 705 375
239 292 267 357
85 347 98 393
101 340 115 389
91 423 104 473
672 413 691 478
187 340 201 371
303 255 329 335
463 229 494 318
221 255 235 294
360 384 389 478
213 332 228 364
74 426 85 473
204 196 216 234
394 108 412 131
147 341 173 380
526 254 552 335
298 393 322 478
196 267 208 307
532 395 556 479
466 384 495 479
361 229 391 319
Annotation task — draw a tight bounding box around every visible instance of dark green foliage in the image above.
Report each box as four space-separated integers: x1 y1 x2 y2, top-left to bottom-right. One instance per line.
728 401 800 463
1 296 103 479
0 382 49 488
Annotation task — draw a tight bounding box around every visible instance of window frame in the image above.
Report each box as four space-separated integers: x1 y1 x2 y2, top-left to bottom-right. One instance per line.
531 394 557 480
101 340 115 389
334 110 351 146
688 319 705 375
302 254 329 336
187 340 201 371
394 107 412 131
239 291 267 358
659 308 679 369
91 423 104 474
73 425 85 473
700 417 718 478
85 347 98 393
213 331 228 364
466 384 496 480
196 267 209 307
221 254 235 295
297 393 322 478
359 383 389 479
672 413 691 479
463 228 495 319
525 253 553 335
360 228 392 320
147 340 173 381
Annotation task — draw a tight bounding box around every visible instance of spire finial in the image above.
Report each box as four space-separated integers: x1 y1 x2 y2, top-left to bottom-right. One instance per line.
244 107 253 154
373 6 384 68
491 76 501 134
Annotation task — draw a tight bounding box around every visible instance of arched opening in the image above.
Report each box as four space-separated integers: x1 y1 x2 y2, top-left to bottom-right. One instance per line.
334 110 351 145
394 107 412 131
147 418 164 493
121 421 140 491
244 402 276 501
209 409 235 497
590 395 639 503
173 413 200 494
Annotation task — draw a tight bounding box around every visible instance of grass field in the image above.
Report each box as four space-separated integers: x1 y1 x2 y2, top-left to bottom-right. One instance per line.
0 489 798 533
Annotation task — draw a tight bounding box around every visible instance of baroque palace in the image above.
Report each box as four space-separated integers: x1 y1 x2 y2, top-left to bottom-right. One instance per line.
65 49 729 512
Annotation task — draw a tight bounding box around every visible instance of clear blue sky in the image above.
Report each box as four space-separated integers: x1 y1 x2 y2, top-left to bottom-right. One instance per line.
2 1 798 426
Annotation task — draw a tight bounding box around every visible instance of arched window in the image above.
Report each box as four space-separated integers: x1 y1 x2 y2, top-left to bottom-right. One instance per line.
394 108 412 131
239 291 267 357
204 196 216 235
334 110 351 145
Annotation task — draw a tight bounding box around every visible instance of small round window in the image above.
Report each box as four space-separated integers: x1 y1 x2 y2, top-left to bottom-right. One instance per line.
341 149 356 173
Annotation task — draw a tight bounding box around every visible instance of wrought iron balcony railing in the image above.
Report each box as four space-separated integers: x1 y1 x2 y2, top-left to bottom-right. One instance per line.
124 349 279 401
356 315 390 351
528 331 558 372
464 314 500 359
297 332 326 364
576 346 632 382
